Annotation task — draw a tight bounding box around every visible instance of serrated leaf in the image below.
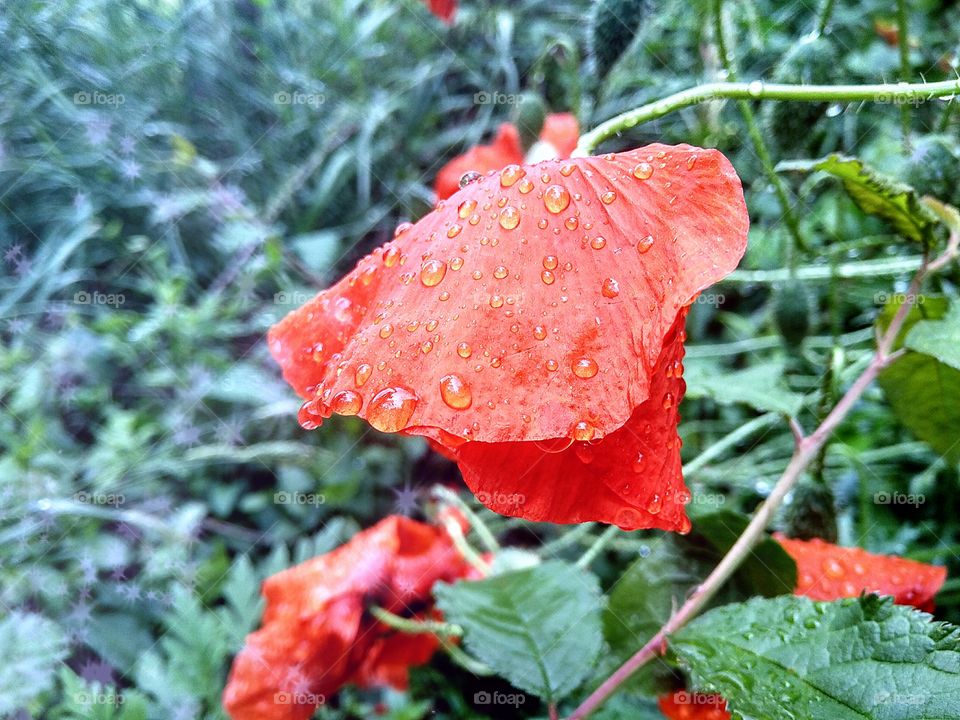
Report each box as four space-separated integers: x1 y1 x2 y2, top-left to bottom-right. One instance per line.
684 360 803 415
780 154 939 244
906 305 960 371
671 595 960 720
0 612 69 715
435 561 603 702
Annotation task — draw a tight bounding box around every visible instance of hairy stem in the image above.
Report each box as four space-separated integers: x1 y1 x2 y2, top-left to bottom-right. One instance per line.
564 250 946 720
575 78 960 155
896 0 912 148
370 606 463 636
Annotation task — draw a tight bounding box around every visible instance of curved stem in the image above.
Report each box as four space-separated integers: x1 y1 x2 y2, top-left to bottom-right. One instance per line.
433 484 501 552
575 79 960 155
370 606 463 637
575 525 619 569
565 247 951 720
682 412 780 477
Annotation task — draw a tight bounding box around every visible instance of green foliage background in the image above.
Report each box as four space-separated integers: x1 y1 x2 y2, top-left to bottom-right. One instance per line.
1 0 959 717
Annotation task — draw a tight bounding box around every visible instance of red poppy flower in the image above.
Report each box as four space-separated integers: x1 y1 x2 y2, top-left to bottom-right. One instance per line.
775 534 947 612
425 0 456 24
222 516 472 720
269 144 749 532
433 113 581 200
658 692 731 720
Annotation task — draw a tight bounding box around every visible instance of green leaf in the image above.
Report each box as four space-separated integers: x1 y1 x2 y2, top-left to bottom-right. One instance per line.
905 306 960 372
0 612 69 715
779 154 939 244
684 360 803 415
671 595 960 720
434 561 603 702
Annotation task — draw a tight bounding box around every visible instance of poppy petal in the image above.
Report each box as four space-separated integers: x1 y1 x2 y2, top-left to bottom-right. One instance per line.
658 692 731 720
434 123 524 200
775 534 947 612
450 309 689 531
426 0 456 24
538 112 580 158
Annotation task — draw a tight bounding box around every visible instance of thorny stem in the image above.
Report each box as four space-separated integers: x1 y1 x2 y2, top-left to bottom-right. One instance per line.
575 78 960 155
712 0 806 257
565 239 957 720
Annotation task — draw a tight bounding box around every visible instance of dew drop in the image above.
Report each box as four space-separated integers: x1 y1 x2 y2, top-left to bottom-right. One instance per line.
499 206 521 230
420 340 433 354
490 295 504 308
420 259 448 287
560 162 575 177
637 235 654 254
493 265 508 279
601 277 620 298
646 493 663 515
662 392 674 409
379 324 394 339
472 270 483 280
383 246 401 267
543 185 571 214
575 443 594 464
631 452 644 473
450 256 464 271
615 508 641 530
446 224 462 239
459 171 482 188
457 342 472 358
439 291 450 301
500 164 524 187
367 387 418 432
542 255 558 270
518 178 534 194
355 363 373 387
572 357 599 379
439 373 472 410
394 222 413 238
546 359 559 372
823 558 845 579
534 325 547 341
537 218 548 229
564 216 579 231
590 236 607 250
457 199 477 219
600 190 617 205
573 421 596 442
633 162 654 180
541 270 555 285
330 390 363 416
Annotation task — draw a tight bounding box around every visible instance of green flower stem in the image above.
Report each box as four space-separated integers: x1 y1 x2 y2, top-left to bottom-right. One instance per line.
369 606 463 637
575 79 960 155
723 254 924 283
816 0 837 36
682 412 780 478
565 238 957 720
440 513 492 576
574 525 619 569
432 485 500 552
541 522 597 555
897 0 912 147
712 0 806 258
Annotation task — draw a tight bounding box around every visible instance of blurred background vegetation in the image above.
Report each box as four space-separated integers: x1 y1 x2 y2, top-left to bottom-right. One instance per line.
1 0 959 717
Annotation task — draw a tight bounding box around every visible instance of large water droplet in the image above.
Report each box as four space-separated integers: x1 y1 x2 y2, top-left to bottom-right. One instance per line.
637 235 654 254
541 270 555 285
367 387 418 432
600 191 617 205
572 357 599 379
493 265 508 279
420 259 447 287
330 390 363 416
543 185 571 214
573 421 596 442
297 400 323 430
383 246 401 267
459 171 482 188
633 162 654 180
457 342 472 358
533 325 547 341
499 206 521 230
590 236 607 250
601 278 620 298
500 164 524 187
458 199 477 219
355 363 373 387
439 373 472 409
379 324 394 339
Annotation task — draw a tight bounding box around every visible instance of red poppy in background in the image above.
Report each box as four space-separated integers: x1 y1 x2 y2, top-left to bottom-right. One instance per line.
425 0 456 24
222 516 473 720
269 144 749 532
433 113 580 200
775 534 947 612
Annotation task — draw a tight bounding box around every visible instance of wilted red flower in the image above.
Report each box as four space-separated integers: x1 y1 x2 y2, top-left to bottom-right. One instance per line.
658 692 731 720
433 113 580 200
269 145 748 532
223 516 473 720
775 534 947 612
425 0 456 24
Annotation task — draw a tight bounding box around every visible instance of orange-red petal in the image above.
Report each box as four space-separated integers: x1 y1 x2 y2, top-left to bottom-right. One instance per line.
538 112 580 157
434 123 524 200
223 517 471 720
775 534 947 612
658 692 731 720
426 0 456 24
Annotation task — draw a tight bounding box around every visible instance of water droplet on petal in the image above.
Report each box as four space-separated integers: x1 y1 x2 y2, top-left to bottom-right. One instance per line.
541 270 555 285
560 162 575 177
543 185 571 214
518 178 534 194
490 295 504 308
637 235 654 254
533 325 547 340
633 162 654 180
355 363 373 387
493 265 508 279
440 373 472 409
601 278 620 297
297 400 323 430
457 342 472 358
823 558 844 579
500 164 524 187
631 452 644 473
383 246 401 267
420 259 448 287
379 324 394 339
458 199 477 219
600 191 617 204
572 357 599 378
662 392 674 409
646 493 662 514
615 508 641 529
574 443 594 464
543 255 558 270
546 359 559 372
459 171 482 188
367 387 418 432
330 390 363 416
394 222 413 238
573 421 596 442
591 236 606 250
447 224 462 238
499 206 521 230
450 256 464 271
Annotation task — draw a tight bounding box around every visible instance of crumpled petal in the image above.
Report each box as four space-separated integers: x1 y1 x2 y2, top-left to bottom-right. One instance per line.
223 516 472 720
775 534 947 612
270 144 748 531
